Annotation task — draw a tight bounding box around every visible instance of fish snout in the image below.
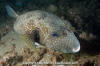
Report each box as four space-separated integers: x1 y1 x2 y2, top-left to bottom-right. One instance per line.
72 45 80 53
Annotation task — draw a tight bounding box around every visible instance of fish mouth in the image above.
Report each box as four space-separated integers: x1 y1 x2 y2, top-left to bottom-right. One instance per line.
72 45 80 53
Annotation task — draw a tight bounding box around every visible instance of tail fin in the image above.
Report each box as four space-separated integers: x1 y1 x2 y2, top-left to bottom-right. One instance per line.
5 5 18 18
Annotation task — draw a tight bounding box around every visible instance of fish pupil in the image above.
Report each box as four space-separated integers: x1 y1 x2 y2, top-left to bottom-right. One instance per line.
51 32 58 37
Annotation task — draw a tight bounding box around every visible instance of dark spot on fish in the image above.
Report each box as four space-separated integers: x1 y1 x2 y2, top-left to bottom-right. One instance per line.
41 13 47 19
37 17 41 20
62 30 67 36
26 14 33 19
59 26 67 36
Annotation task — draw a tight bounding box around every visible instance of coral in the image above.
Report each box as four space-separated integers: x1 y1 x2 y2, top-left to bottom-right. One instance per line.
79 32 96 41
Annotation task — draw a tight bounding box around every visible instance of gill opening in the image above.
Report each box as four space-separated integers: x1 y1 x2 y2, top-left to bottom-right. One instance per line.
29 29 40 44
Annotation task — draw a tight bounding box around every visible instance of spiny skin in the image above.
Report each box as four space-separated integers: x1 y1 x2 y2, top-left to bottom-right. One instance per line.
14 10 80 53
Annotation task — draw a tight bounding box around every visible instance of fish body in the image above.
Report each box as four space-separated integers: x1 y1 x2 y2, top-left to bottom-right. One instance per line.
5 5 80 53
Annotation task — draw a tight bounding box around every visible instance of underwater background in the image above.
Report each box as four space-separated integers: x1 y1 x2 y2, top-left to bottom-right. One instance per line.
0 0 100 66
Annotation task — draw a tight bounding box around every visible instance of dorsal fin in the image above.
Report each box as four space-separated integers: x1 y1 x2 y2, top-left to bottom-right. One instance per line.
5 5 19 18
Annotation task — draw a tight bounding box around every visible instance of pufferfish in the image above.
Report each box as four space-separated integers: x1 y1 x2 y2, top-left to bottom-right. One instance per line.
5 5 80 53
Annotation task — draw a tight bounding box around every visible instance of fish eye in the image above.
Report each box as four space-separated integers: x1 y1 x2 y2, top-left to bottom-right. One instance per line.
51 32 58 37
